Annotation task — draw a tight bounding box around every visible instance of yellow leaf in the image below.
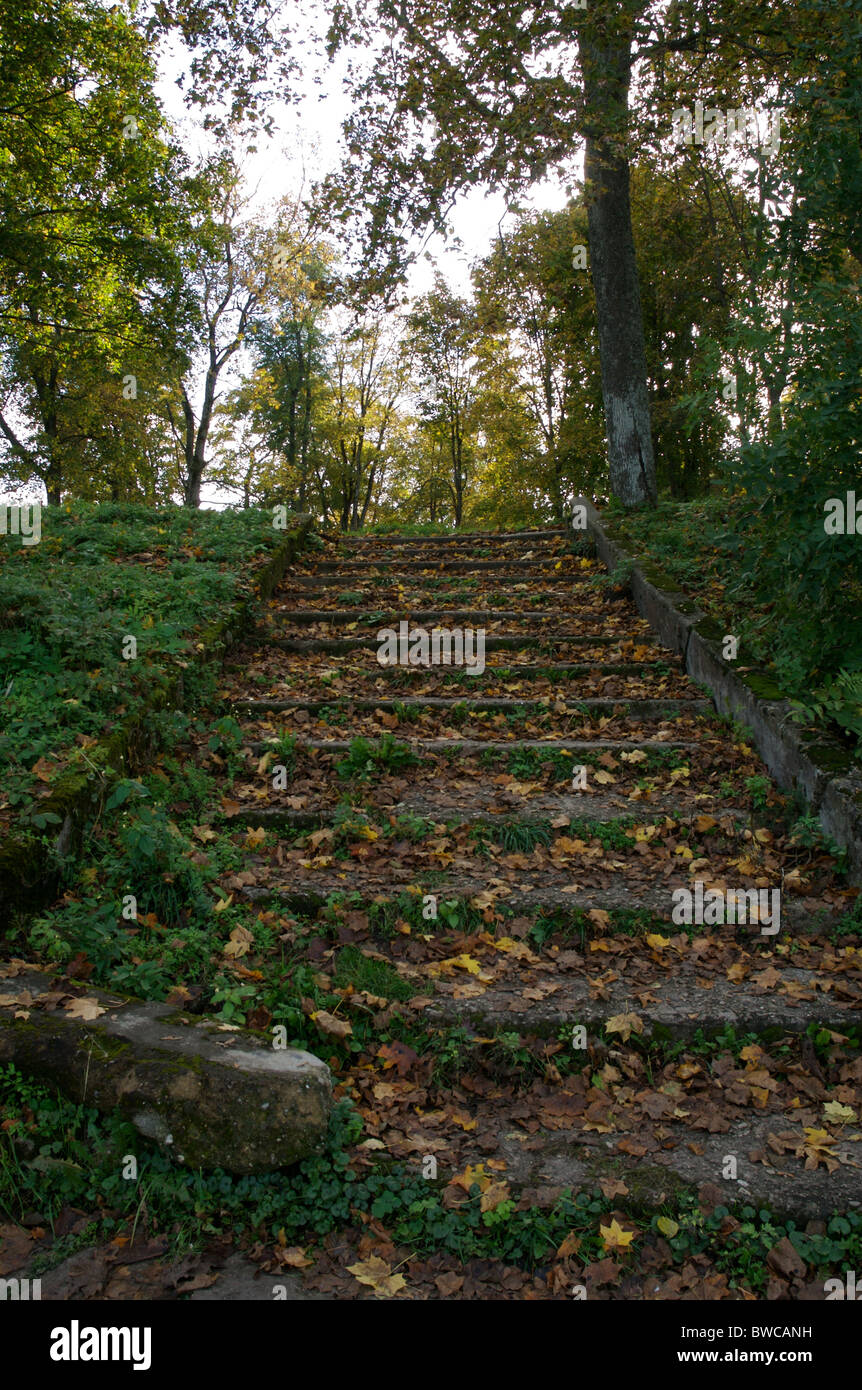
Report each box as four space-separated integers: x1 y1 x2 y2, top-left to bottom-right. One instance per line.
600 1217 636 1251
213 894 234 913
223 925 254 958
605 1012 643 1042
646 933 670 950
480 1180 511 1213
346 1256 406 1298
444 954 482 976
657 1216 679 1238
450 1111 478 1132
823 1101 857 1124
449 1163 490 1193
279 1247 314 1269
245 826 266 847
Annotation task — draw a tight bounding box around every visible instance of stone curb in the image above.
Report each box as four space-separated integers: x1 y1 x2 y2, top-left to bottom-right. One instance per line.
0 513 315 931
575 496 862 881
0 965 330 1173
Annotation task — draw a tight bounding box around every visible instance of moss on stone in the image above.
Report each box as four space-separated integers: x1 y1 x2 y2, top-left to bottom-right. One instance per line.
637 562 682 595
741 671 785 702
586 1155 694 1207
693 616 726 645
802 742 856 776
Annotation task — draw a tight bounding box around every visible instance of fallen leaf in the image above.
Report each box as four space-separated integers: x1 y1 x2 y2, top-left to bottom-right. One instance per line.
346 1256 406 1298
64 997 105 1021
605 1012 644 1042
599 1218 636 1252
312 1010 352 1040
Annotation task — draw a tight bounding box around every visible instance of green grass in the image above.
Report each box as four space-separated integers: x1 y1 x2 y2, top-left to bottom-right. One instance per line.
336 735 421 779
333 945 415 1002
0 500 303 824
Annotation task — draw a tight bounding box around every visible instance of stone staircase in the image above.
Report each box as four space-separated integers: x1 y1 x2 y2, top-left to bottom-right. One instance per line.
212 524 861 1233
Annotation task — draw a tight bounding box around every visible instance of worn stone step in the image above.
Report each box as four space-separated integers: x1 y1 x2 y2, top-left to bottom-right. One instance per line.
238 661 676 682
494 1112 862 1225
241 878 837 937
338 528 570 546
235 696 711 717
224 790 733 830
265 609 643 625
424 963 858 1040
316 558 584 573
248 737 702 755
284 572 597 589
249 634 659 654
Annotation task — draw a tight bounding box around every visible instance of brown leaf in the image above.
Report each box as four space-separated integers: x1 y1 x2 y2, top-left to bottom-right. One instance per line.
312 1010 352 1040
377 1040 419 1076
63 997 105 1021
766 1236 807 1281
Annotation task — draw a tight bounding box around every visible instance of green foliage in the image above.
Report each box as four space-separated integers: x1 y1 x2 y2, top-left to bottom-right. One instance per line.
333 945 414 1002
0 502 292 821
3 1063 862 1281
472 818 552 854
336 734 420 779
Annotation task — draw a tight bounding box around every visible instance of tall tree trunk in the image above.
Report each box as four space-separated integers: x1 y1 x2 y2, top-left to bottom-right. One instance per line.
581 19 657 507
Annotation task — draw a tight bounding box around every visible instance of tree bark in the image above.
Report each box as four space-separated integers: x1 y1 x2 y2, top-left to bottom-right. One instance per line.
582 21 657 507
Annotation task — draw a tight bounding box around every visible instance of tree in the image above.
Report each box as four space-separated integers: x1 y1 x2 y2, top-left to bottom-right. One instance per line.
315 311 408 530
475 205 606 519
407 276 478 526
167 156 313 506
0 0 192 502
318 0 823 507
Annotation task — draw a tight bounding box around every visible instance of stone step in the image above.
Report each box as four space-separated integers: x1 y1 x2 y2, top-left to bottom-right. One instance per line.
423 960 857 1039
234 696 712 717
223 791 742 830
491 1110 862 1225
284 572 597 589
249 737 702 755
249 634 659 654
237 661 676 681
240 878 833 936
265 609 643 625
316 558 584 573
226 774 736 820
338 528 570 545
